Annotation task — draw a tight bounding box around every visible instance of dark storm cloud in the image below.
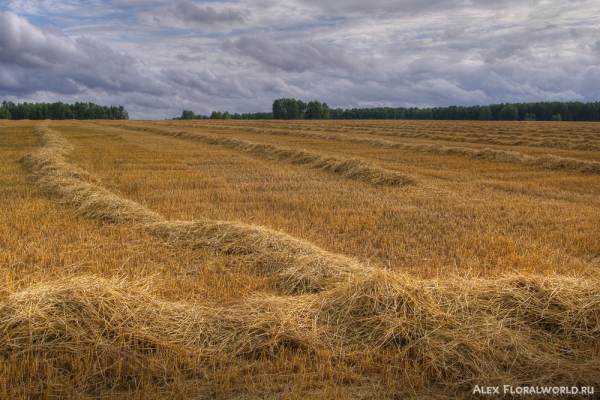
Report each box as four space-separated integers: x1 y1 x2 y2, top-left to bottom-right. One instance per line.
162 68 254 98
173 0 246 26
0 11 165 96
223 36 370 74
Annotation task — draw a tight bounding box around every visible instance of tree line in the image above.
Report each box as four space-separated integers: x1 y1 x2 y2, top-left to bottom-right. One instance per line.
272 98 331 119
0 101 129 120
176 110 273 120
328 101 600 121
177 100 600 121
175 98 330 120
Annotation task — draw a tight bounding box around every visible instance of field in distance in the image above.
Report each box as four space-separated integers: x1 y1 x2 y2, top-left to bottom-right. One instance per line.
1 119 599 398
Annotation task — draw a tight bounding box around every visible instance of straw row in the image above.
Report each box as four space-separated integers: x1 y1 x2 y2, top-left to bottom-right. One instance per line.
19 125 162 224
112 124 415 187
240 122 600 152
243 126 600 174
379 127 600 152
2 271 599 394
19 124 369 293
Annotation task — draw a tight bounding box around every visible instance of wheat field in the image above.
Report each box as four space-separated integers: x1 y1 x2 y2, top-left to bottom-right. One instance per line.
1 119 599 399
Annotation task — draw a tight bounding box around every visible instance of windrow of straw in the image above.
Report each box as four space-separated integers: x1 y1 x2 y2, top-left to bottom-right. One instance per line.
111 124 415 187
19 124 369 293
146 220 369 293
317 270 600 388
0 276 206 395
244 123 600 152
242 126 600 174
2 271 599 395
19 125 162 224
379 126 600 152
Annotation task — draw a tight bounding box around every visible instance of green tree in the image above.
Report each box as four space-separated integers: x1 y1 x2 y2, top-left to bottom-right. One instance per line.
272 98 307 119
321 103 330 119
305 101 320 119
498 104 519 120
180 110 196 119
284 98 305 119
116 106 129 120
304 101 331 119
551 114 562 121
272 99 284 119
0 105 11 119
478 106 492 120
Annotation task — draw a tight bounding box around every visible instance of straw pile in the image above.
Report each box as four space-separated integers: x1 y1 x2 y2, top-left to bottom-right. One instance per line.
19 124 368 294
112 124 415 187
146 220 368 293
0 276 203 394
2 271 599 395
0 276 323 396
317 271 600 388
244 126 600 174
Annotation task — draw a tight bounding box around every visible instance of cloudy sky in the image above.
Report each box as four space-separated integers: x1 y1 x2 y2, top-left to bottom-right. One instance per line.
1 0 599 119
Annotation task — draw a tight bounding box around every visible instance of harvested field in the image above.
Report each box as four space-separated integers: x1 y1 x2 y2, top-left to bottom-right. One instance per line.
112 123 415 187
19 125 367 294
160 122 600 174
188 119 600 153
2 119 599 398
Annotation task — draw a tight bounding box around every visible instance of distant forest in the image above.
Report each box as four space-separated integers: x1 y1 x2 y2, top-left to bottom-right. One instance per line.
328 101 600 121
0 101 129 120
178 99 600 121
177 110 273 120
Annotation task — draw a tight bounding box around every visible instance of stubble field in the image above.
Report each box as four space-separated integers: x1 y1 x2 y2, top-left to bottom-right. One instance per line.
1 119 599 398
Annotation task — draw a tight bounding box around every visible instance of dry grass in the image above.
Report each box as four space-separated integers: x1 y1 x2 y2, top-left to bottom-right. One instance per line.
2 119 599 398
112 123 415 187
0 276 204 396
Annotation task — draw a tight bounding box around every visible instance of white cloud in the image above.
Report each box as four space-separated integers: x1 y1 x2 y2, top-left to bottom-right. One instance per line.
0 12 167 96
0 12 78 67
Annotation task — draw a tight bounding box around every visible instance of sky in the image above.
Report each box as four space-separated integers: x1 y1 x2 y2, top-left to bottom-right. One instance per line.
0 0 599 119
